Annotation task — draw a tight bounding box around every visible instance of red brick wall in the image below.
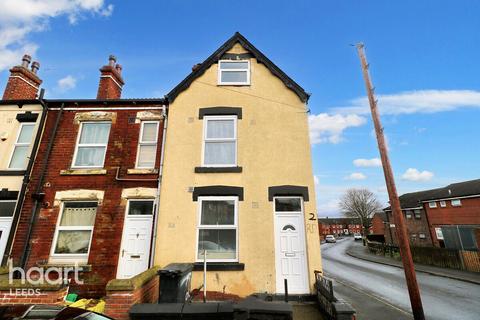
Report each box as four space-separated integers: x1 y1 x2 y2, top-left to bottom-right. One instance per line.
11 104 164 297
384 209 433 247
371 214 385 235
104 276 159 320
2 66 42 100
0 287 68 305
426 197 480 247
97 66 124 99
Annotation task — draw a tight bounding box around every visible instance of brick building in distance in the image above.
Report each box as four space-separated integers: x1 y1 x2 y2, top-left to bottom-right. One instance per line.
318 217 364 240
10 56 167 296
372 179 480 250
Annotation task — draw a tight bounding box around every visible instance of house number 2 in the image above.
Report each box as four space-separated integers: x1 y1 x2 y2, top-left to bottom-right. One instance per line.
308 213 316 221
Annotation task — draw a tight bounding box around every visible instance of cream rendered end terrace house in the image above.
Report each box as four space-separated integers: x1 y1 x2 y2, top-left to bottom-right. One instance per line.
155 32 322 298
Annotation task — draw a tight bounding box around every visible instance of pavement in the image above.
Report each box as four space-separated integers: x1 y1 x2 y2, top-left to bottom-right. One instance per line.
321 238 480 320
346 240 480 285
292 302 325 320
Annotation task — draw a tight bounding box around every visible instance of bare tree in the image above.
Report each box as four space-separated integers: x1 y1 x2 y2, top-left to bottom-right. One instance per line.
339 188 382 244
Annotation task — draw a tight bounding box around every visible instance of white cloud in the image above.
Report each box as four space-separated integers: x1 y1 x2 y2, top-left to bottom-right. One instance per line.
401 168 434 182
333 90 480 115
353 158 382 167
309 113 366 144
345 172 367 180
57 75 76 91
0 0 114 71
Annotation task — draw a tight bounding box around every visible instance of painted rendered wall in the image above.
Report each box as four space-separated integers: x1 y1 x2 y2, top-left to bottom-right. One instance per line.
0 104 43 190
155 43 322 296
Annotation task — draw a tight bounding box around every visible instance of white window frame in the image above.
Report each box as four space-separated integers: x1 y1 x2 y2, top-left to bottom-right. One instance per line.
428 201 437 208
8 123 35 170
414 209 421 219
273 196 304 215
126 199 155 217
218 60 250 85
71 121 111 169
451 199 462 207
49 201 97 264
439 200 446 207
195 196 238 263
135 121 159 169
202 115 237 167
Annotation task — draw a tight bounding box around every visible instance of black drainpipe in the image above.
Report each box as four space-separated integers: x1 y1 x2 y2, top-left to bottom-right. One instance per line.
20 102 64 270
2 89 48 266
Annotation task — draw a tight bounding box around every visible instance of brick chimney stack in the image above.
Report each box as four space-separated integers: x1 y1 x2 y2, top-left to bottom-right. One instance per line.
2 54 43 100
96 55 125 99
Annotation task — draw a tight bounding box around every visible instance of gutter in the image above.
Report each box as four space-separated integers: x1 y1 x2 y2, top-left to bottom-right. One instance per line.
2 90 47 266
149 105 168 268
20 102 65 269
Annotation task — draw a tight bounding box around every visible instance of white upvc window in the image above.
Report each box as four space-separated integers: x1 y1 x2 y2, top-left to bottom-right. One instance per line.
451 199 462 207
440 201 446 207
72 122 111 168
196 196 238 262
202 115 237 167
50 201 97 264
136 121 159 169
8 123 35 169
428 201 437 208
218 60 250 85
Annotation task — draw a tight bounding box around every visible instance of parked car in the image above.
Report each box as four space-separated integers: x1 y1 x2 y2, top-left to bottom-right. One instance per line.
0 305 114 320
325 235 336 243
354 233 362 241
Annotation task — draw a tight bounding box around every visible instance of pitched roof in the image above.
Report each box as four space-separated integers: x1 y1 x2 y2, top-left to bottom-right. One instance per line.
166 32 310 103
384 178 480 210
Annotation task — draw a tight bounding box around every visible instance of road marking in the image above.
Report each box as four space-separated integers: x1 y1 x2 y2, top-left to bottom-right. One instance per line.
328 274 413 318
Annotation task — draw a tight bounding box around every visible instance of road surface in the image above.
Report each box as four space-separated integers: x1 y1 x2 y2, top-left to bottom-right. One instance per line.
321 238 480 320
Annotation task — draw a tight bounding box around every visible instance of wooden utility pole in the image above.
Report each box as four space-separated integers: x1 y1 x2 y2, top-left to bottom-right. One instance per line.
355 43 425 320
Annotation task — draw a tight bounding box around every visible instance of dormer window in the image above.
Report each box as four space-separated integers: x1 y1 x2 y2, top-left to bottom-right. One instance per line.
218 60 250 85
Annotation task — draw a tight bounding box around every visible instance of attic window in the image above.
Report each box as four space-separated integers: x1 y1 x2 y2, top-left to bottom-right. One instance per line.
218 60 250 85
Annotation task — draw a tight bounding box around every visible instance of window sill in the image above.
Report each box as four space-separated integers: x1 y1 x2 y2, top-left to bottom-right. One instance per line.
195 166 242 173
193 262 244 271
38 263 92 272
60 169 107 175
127 168 159 175
0 170 26 176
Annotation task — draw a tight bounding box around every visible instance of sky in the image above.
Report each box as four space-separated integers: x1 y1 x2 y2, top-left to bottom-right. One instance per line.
0 0 479 217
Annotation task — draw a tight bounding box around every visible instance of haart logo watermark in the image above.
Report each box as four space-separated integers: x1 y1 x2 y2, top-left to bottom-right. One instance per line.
8 260 83 296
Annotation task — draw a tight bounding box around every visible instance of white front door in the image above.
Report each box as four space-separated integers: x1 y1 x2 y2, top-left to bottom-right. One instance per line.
274 197 309 294
0 217 13 261
116 200 154 279
0 200 16 262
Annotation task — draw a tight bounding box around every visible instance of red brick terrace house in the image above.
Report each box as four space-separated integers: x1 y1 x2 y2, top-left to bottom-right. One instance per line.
420 179 480 249
382 192 433 247
318 217 363 240
381 179 480 249
11 56 167 296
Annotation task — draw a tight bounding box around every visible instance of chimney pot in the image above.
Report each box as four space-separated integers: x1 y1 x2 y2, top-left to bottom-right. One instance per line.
108 55 116 67
22 54 32 68
115 64 122 74
31 61 40 74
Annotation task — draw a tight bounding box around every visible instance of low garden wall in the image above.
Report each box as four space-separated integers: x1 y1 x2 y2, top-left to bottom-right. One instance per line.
104 266 160 320
0 279 68 304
